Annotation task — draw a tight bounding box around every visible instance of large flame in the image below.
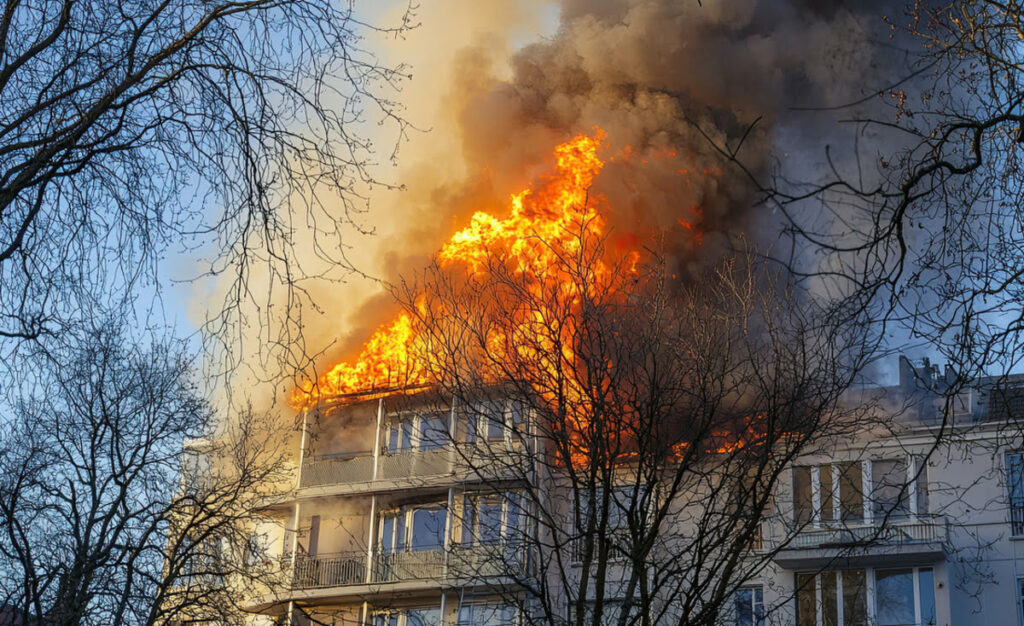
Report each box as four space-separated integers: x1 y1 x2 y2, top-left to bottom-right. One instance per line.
291 131 617 408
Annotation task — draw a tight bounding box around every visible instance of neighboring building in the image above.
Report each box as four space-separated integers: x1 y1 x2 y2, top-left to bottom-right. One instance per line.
242 358 1024 626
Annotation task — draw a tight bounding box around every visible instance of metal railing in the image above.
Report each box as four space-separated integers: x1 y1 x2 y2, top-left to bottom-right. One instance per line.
299 444 529 489
300 455 375 488
782 516 947 550
448 542 529 579
374 548 445 583
377 448 450 481
1011 500 1024 536
292 551 366 589
287 544 531 590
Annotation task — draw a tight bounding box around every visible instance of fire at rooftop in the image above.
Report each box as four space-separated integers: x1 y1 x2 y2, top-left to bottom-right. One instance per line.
290 130 703 409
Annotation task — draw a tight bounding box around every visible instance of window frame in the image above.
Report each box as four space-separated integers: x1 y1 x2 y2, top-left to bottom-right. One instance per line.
461 491 525 547
1006 451 1024 537
792 456 928 527
372 607 443 626
796 566 935 626
456 602 520 626
379 502 448 554
733 585 764 626
385 410 453 453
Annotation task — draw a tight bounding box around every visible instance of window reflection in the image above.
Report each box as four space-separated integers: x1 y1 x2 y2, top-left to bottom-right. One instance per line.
875 568 915 626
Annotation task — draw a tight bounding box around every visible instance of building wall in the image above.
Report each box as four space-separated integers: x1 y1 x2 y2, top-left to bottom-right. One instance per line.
249 387 1024 626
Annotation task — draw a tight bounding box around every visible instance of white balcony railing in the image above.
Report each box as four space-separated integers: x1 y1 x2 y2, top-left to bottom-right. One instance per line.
288 545 527 590
292 551 366 589
299 444 528 489
780 517 947 551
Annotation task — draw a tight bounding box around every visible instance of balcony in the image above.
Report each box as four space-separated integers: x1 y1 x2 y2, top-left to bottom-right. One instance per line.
298 443 528 493
300 449 451 490
1011 499 1024 536
771 516 948 570
288 545 527 592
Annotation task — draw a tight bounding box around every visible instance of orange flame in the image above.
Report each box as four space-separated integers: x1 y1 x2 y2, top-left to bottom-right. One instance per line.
290 130 702 413
291 131 618 408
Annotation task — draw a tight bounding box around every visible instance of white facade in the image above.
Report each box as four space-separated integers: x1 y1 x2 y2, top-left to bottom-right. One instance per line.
246 360 1024 626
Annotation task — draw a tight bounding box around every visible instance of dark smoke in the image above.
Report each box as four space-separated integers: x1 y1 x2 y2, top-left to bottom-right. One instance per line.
447 0 909 279
301 0 916 384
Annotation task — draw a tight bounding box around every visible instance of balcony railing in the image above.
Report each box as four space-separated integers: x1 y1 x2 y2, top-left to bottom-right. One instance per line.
293 551 366 589
374 548 445 582
288 545 527 590
299 443 528 489
1011 500 1024 536
780 517 947 551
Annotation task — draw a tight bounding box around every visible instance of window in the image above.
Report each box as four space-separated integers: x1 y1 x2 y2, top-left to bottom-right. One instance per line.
386 413 451 453
380 504 447 554
875 569 914 625
838 462 864 522
734 586 764 626
795 463 862 525
793 459 927 526
797 567 934 626
410 507 445 551
464 400 512 444
573 487 631 562
418 413 449 450
875 568 935 626
462 492 524 546
872 460 910 521
1018 578 1024 626
484 400 506 441
1008 452 1024 535
387 421 413 453
457 603 518 626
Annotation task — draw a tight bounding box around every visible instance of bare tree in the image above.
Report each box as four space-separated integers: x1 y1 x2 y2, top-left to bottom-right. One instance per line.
0 0 413 381
394 224 874 625
732 0 1024 389
0 321 291 625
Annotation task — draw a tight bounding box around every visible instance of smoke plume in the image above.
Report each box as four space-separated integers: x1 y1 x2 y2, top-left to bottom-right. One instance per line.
238 0 914 403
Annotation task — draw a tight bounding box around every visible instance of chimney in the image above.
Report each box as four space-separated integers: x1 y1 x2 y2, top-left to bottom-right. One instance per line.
898 355 917 391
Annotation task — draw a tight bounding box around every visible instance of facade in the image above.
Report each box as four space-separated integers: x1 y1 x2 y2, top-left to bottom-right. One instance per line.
243 359 1024 626
245 391 531 626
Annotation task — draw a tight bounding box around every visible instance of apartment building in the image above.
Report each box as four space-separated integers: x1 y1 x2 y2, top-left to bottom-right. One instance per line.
244 359 1024 626
245 390 531 626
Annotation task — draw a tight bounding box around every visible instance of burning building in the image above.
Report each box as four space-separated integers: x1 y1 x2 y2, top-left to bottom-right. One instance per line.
224 130 1024 626
216 0 1024 622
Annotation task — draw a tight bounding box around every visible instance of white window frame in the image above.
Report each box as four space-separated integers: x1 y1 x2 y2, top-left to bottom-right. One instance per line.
371 607 443 626
733 585 764 626
796 456 928 527
1006 451 1024 537
461 491 524 546
379 502 448 553
385 411 450 453
1016 576 1024 626
797 566 935 626
456 602 520 626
